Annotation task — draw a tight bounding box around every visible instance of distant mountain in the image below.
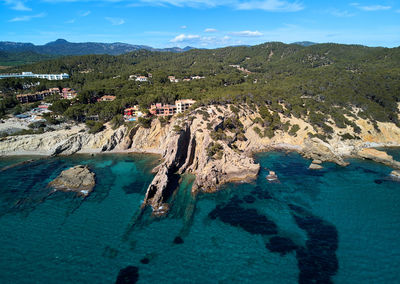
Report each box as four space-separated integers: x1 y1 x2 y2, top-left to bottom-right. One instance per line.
292 41 318 47
0 39 195 56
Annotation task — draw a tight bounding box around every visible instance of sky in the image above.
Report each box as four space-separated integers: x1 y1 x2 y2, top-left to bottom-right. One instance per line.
0 0 399 48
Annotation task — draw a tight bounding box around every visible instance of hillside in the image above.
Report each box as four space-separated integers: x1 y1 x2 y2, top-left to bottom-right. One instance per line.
0 51 59 66
0 39 194 56
1 41 399 139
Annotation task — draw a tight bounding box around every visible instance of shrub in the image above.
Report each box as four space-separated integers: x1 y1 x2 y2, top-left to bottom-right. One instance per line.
138 117 152 128
173 124 182 133
111 114 124 130
207 142 224 160
289 124 300 136
86 121 105 134
253 126 263 137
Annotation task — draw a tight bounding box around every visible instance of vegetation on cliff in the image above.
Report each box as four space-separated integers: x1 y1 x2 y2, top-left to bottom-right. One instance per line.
1 42 399 138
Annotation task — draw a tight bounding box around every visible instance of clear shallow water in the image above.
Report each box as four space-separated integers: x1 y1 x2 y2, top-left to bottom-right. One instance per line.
0 151 399 283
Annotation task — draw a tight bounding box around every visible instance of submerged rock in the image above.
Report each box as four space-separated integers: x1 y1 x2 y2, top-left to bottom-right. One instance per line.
48 165 95 197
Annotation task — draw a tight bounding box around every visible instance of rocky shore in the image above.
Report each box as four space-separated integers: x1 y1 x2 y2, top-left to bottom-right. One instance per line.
1 104 400 215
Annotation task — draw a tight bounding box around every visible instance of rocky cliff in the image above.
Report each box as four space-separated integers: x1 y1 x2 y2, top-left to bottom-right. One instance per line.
1 104 400 216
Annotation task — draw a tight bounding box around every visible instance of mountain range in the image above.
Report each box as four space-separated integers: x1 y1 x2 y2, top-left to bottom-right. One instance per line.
0 39 195 56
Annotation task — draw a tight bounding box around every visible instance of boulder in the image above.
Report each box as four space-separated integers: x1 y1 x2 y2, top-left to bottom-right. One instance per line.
390 170 400 179
48 165 95 197
309 163 323 170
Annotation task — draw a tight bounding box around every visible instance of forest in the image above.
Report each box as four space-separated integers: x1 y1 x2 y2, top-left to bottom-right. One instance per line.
1 41 399 136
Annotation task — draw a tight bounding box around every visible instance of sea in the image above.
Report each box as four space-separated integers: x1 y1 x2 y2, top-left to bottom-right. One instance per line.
0 150 399 283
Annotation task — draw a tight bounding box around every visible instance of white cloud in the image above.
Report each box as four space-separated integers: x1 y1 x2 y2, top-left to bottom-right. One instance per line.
230 30 263 37
330 9 355 17
105 17 125 25
9 12 46 22
170 34 200 42
181 25 187 29
137 0 303 11
205 28 218 33
236 0 304 12
65 18 76 24
351 3 391 11
3 0 31 11
169 33 238 47
80 10 91 17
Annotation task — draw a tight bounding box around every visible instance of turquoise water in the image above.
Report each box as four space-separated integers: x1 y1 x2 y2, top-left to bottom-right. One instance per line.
0 151 399 283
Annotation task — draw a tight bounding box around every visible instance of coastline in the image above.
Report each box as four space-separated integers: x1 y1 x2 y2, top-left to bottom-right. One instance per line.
2 104 400 216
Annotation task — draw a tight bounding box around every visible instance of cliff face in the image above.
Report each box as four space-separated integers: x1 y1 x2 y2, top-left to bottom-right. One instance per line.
0 124 124 156
1 104 400 215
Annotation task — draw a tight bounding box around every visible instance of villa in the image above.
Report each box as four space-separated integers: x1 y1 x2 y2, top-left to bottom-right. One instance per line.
176 99 196 113
149 103 177 116
62 88 78 100
97 95 116 102
124 106 144 121
16 88 60 103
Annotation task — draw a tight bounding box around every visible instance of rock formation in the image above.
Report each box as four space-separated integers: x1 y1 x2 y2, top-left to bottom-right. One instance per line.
390 170 400 180
2 104 400 216
358 148 400 169
309 163 323 170
48 165 95 197
142 109 260 215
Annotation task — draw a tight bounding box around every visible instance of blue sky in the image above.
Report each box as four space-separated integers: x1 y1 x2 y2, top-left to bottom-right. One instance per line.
1 0 399 48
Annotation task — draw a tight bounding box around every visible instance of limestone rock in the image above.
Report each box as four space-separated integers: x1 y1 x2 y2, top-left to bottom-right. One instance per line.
302 138 348 166
309 163 323 170
390 170 400 179
358 148 400 169
48 165 95 197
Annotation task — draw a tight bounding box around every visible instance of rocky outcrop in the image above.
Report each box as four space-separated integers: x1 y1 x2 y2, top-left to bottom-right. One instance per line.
48 165 95 196
2 104 400 217
357 148 400 169
0 124 127 156
390 170 400 180
142 109 260 215
309 163 323 170
102 126 126 152
302 138 348 166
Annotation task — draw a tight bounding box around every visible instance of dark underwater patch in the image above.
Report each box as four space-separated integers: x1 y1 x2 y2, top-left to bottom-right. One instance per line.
173 236 184 244
209 201 278 235
102 246 119 259
243 195 256 204
374 179 384 184
251 186 272 200
115 266 139 284
140 257 150 264
266 236 298 256
290 205 339 284
122 180 148 194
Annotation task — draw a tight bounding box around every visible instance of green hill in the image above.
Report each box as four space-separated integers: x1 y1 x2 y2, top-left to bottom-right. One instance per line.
1 42 399 133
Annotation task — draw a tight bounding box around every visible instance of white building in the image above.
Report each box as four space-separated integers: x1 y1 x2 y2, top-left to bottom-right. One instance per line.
135 76 148 82
0 72 69 80
175 99 196 113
